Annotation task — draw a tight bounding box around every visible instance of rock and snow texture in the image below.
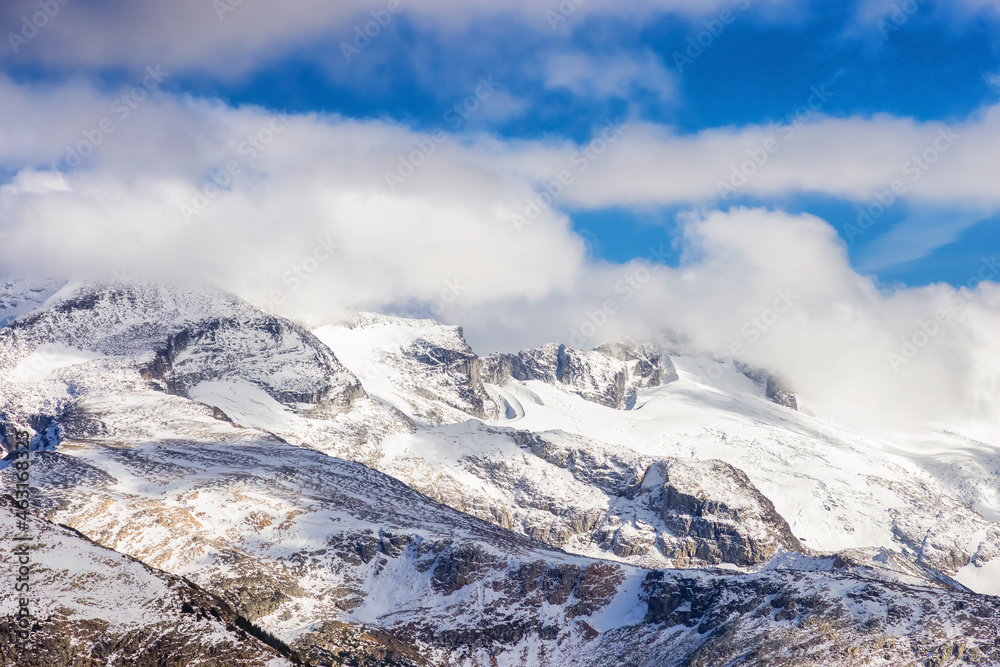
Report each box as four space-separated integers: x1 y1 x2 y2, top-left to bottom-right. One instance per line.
481 339 679 409
2 279 362 408
0 281 413 466
0 278 64 328
314 313 496 423
0 498 291 666
3 392 1000 666
2 279 1000 665
371 423 807 571
736 361 799 410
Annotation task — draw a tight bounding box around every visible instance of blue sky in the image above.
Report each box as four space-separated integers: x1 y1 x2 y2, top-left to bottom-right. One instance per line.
1 0 1000 314
3 0 1000 419
5 0 996 288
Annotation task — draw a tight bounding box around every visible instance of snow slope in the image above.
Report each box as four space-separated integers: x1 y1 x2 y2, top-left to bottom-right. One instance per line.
0 497 291 665
307 314 1000 595
2 280 1000 665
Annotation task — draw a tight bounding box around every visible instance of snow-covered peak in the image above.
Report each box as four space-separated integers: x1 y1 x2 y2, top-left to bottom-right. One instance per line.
0 278 364 410
315 312 495 423
0 277 66 327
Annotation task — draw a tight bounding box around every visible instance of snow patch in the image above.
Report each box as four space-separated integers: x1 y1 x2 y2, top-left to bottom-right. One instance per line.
189 380 296 432
8 344 105 382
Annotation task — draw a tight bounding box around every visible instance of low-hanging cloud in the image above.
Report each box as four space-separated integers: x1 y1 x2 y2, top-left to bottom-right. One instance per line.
0 77 998 427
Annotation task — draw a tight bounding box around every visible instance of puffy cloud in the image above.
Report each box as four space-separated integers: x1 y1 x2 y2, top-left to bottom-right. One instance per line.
1 77 999 426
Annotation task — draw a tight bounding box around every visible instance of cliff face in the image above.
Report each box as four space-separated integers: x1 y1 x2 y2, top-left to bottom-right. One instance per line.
314 314 497 423
482 340 678 409
736 361 798 410
2 280 364 410
652 458 805 566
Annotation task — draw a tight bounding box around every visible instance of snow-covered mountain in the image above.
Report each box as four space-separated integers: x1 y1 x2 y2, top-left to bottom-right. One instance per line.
0 278 64 329
0 497 293 666
2 278 999 666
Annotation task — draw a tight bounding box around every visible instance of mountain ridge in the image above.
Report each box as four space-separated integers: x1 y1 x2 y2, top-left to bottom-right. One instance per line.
1 277 999 665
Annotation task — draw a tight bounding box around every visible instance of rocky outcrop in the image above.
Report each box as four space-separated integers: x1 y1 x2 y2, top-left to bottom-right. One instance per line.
0 498 293 666
649 458 806 566
316 313 498 422
736 362 798 410
412 427 805 569
1 280 365 410
403 330 493 419
482 340 678 409
629 568 1000 667
141 315 364 408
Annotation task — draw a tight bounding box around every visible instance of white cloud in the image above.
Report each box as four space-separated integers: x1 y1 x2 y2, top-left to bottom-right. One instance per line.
0 0 787 76
545 51 676 102
1 78 1000 427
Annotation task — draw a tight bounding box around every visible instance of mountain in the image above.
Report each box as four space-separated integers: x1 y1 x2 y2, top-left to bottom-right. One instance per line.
480 340 679 410
1 278 999 666
0 497 293 666
0 278 63 329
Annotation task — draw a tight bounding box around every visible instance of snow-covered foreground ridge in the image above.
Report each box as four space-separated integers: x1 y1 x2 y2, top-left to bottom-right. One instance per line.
0 278 999 666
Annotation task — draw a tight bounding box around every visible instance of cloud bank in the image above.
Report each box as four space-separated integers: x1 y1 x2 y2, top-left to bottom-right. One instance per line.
0 76 998 426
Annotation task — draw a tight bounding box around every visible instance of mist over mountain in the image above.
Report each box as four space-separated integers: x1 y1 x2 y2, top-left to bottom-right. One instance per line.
4 0 1000 664
1 278 998 665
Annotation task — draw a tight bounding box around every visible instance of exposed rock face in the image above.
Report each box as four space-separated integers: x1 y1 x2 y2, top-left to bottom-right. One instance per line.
314 314 497 422
625 568 1000 667
390 425 805 570
403 328 493 419
0 280 412 467
737 362 798 410
0 498 292 666
649 458 805 566
482 340 678 409
141 316 364 408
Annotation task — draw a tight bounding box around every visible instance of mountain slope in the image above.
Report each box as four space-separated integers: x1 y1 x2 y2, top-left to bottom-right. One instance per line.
4 391 1000 666
0 497 292 666
2 279 1000 665
309 315 1000 591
